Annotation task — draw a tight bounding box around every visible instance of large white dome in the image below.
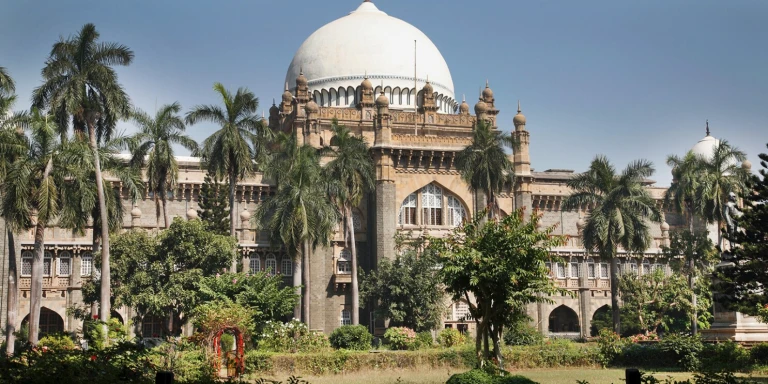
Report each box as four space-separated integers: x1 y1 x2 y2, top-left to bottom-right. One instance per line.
285 1 456 112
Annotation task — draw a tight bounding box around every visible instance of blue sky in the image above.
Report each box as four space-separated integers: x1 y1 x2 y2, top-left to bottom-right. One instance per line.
2 0 766 186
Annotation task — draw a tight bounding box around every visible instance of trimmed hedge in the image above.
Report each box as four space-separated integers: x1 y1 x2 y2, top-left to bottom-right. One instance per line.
446 369 538 384
329 325 373 351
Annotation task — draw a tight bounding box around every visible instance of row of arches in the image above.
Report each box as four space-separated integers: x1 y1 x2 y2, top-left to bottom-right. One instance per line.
310 86 457 113
399 183 467 227
20 307 125 337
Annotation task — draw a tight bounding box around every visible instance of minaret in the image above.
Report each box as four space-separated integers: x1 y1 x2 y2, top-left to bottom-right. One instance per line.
512 101 533 215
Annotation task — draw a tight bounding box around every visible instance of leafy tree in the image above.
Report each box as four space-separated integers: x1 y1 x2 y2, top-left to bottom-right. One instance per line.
110 218 236 335
0 66 13 97
0 110 84 344
433 209 566 368
123 102 198 228
359 235 444 332
455 120 515 218
256 133 338 324
562 156 661 334
33 23 134 332
322 120 375 325
715 143 768 317
619 269 698 335
186 83 272 272
195 272 298 326
197 171 231 235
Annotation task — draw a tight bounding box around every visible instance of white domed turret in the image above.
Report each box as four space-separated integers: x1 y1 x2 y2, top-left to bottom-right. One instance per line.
240 208 251 222
285 1 456 112
187 208 198 220
690 121 719 160
742 160 752 171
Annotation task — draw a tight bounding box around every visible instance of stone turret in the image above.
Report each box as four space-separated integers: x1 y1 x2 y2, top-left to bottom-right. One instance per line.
459 95 470 115
359 75 375 108
280 83 294 116
295 69 310 104
512 100 532 217
269 99 280 129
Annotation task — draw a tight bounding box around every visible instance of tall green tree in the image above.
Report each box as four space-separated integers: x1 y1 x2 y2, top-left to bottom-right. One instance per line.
433 209 565 369
665 151 706 334
186 83 271 272
618 269 695 335
256 133 338 324
455 120 515 218
0 110 82 344
697 140 748 249
124 102 198 228
360 235 443 332
322 120 375 325
32 23 134 332
197 171 231 235
562 156 661 335
715 143 768 317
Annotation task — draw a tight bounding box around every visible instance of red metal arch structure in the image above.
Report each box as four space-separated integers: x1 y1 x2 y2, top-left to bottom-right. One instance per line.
211 327 246 376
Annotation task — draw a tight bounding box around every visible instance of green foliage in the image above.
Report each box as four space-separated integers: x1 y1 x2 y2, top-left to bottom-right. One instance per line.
434 208 566 365
197 171 230 235
360 235 444 332
37 334 76 351
383 327 417 350
699 341 751 373
439 328 466 348
596 329 628 366
196 272 298 326
328 325 372 351
658 334 704 371
220 333 235 352
110 218 236 334
192 301 254 341
591 306 642 337
83 317 128 350
503 321 544 346
750 342 768 365
416 331 435 349
619 268 700 334
257 319 330 353
148 340 216 384
445 369 539 384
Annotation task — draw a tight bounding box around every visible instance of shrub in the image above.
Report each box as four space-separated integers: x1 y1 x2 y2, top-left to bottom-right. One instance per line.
329 325 372 351
751 342 768 365
383 327 417 350
257 319 330 353
148 340 216 383
439 328 466 348
503 322 543 346
700 341 751 373
446 369 492 384
84 317 129 350
596 328 627 366
416 331 435 349
495 375 539 384
38 333 76 351
220 333 235 352
658 333 703 371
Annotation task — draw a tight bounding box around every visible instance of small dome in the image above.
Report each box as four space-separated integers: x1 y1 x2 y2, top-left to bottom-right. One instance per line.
742 160 752 170
513 101 526 126
691 135 719 160
661 221 670 231
305 99 320 113
187 208 198 220
459 99 469 114
296 71 308 87
131 206 142 218
269 101 279 114
423 81 434 94
376 91 389 107
240 208 251 221
361 76 373 90
282 89 293 104
482 83 493 100
576 217 586 230
474 99 488 115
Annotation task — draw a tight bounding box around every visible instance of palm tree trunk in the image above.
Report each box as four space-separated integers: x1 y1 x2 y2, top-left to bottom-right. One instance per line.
688 213 697 335
302 239 310 327
346 205 359 325
229 168 237 273
28 220 45 345
5 228 17 355
87 120 112 344
610 256 621 335
292 252 301 320
162 190 170 229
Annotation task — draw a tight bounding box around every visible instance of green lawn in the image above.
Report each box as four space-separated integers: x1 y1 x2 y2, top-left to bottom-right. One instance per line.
257 368 768 384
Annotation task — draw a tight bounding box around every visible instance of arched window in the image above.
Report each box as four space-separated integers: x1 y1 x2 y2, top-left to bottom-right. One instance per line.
329 136 340 146
81 252 93 276
600 261 609 279
22 308 63 337
44 251 52 276
249 253 260 274
628 260 638 275
142 315 165 338
340 309 351 326
642 259 651 275
447 196 466 227
422 184 443 226
58 251 71 276
587 258 596 279
265 254 277 275
21 251 32 276
549 305 580 333
454 301 471 321
337 249 351 274
653 261 664 274
352 211 363 231
281 257 293 276
399 193 417 225
569 260 580 278
556 262 566 278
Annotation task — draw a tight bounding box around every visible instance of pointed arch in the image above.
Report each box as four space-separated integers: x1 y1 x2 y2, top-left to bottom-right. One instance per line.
392 87 401 105
22 307 64 336
322 89 330 107
339 87 347 106
590 305 611 336
329 88 338 106
548 305 580 333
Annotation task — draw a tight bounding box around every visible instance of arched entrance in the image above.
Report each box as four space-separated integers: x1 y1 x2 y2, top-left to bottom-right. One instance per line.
22 307 64 337
212 328 245 378
591 305 611 336
548 305 580 334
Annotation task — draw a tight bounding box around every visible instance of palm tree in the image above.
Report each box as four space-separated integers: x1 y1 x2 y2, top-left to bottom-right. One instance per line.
455 120 515 218
32 23 133 331
186 83 270 272
0 66 13 97
322 120 375 325
123 103 198 228
696 140 748 250
562 156 662 334
256 133 338 324
0 110 81 344
665 151 705 334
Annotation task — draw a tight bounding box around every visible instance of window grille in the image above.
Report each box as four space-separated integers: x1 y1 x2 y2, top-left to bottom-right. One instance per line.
340 310 352 325
399 193 417 225
249 254 260 274
44 252 52 276
81 253 93 276
337 249 352 274
421 184 443 225
587 258 596 278
265 254 277 275
21 251 33 276
570 262 580 278
281 258 293 276
556 263 566 278
454 301 472 321
58 251 71 276
600 263 609 278
447 196 466 227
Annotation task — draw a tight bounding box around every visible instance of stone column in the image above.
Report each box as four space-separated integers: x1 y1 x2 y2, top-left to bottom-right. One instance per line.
579 259 590 338
68 252 83 333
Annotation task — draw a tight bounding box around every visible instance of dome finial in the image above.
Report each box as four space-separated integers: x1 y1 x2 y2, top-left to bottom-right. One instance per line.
486 79 489 88
364 70 368 78
462 94 465 102
284 81 289 91
517 100 521 113
272 98 276 106
706 120 710 136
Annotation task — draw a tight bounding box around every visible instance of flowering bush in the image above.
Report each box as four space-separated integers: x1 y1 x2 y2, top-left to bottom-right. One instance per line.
438 328 465 348
38 334 77 351
383 327 417 350
628 332 658 343
257 319 330 353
